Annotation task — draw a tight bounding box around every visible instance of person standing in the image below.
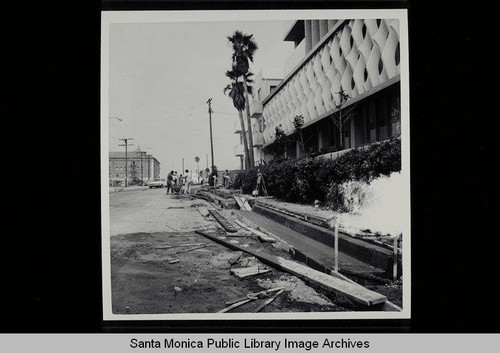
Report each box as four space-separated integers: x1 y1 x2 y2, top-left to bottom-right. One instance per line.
166 170 174 194
184 169 192 194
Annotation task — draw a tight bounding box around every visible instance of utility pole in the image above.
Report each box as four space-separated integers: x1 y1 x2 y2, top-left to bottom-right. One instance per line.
207 98 214 170
140 151 145 185
118 138 133 187
146 154 151 181
182 157 185 172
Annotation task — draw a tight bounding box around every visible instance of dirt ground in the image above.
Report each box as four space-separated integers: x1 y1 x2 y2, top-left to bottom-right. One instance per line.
110 229 350 314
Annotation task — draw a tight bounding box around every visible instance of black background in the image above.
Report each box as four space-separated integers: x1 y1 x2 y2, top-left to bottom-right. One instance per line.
1 0 496 333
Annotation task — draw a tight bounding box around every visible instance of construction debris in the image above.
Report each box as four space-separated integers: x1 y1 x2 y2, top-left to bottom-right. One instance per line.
230 266 271 278
233 195 252 211
225 287 284 306
208 209 238 233
254 289 284 312
173 244 213 254
195 229 388 308
228 252 243 265
217 298 254 313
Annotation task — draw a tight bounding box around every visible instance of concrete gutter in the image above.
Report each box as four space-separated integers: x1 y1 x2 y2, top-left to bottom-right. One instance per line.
252 204 396 276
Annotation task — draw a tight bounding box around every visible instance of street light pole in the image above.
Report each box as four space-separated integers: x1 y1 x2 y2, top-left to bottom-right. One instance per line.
207 98 214 170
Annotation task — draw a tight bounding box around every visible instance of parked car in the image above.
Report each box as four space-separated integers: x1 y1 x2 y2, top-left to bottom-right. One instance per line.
147 178 166 188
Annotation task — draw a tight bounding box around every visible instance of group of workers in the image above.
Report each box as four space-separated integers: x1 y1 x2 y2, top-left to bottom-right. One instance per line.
165 169 233 195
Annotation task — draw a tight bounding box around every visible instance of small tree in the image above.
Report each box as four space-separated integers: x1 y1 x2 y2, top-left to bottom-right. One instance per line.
331 87 357 150
263 125 287 160
293 115 305 154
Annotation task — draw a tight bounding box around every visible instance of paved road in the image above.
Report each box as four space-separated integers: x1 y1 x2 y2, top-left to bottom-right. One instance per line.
107 188 346 315
109 187 212 236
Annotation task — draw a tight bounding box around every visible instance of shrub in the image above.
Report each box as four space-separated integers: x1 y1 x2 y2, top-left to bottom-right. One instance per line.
233 138 401 208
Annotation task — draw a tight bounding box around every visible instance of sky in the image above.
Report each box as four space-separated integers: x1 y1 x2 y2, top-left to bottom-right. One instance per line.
108 20 294 176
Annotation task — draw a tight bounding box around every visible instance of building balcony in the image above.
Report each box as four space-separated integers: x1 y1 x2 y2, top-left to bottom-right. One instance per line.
233 143 244 156
252 131 264 147
233 120 242 134
249 100 263 118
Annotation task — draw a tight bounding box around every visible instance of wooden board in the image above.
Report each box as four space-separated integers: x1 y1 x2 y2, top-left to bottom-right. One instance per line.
245 227 276 243
238 196 252 211
230 266 271 278
208 209 238 233
233 220 276 242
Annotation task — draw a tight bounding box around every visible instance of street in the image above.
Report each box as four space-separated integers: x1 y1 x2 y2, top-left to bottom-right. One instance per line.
109 188 349 314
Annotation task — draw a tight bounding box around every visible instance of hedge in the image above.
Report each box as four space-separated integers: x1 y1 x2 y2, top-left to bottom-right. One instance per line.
233 138 401 207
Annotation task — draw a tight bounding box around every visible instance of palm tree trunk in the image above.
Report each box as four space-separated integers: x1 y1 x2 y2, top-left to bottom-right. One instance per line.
242 75 255 168
238 109 251 169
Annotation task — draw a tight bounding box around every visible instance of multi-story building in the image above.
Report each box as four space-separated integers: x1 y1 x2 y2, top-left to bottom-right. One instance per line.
109 151 160 186
233 70 282 169
262 19 402 161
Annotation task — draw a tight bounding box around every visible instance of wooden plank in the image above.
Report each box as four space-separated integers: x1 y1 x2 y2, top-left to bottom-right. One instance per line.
228 252 243 265
239 196 252 211
245 227 276 243
230 266 271 278
233 196 245 209
208 209 238 233
217 298 254 313
233 220 276 242
254 289 284 312
195 229 386 307
225 287 285 306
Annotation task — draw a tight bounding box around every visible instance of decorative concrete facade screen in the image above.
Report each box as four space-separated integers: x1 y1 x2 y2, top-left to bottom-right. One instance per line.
262 19 400 144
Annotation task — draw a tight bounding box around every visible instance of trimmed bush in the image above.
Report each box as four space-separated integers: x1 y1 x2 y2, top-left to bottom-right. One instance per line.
234 138 401 207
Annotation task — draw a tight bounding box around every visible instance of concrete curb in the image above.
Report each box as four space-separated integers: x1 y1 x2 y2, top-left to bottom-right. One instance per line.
252 204 396 276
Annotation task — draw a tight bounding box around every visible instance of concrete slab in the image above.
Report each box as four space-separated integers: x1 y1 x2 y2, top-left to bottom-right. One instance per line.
236 210 385 277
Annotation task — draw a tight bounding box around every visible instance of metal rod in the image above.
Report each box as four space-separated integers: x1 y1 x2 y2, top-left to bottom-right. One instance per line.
334 215 339 273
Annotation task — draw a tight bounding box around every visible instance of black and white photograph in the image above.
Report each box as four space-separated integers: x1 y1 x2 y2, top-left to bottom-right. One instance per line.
101 9 410 321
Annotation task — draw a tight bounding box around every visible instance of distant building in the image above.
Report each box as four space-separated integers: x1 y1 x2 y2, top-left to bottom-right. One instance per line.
262 19 402 161
109 151 160 186
233 70 282 169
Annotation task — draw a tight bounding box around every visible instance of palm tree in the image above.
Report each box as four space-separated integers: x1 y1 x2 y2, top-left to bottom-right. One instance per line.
227 31 258 168
224 68 254 169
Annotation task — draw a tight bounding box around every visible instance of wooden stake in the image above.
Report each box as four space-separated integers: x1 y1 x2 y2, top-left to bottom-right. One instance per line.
254 289 284 312
217 298 254 313
225 287 285 306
